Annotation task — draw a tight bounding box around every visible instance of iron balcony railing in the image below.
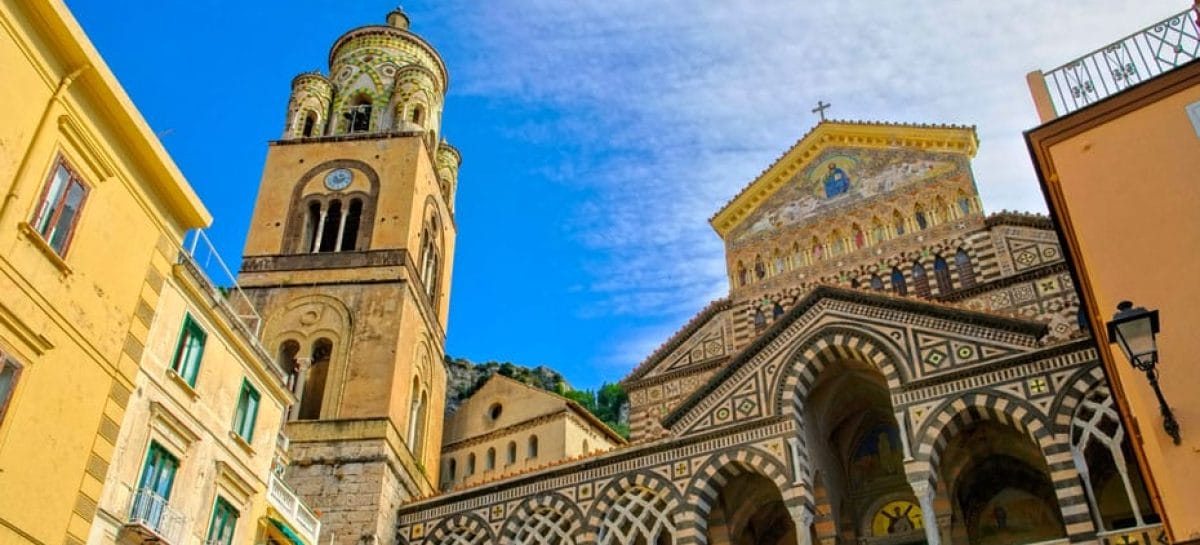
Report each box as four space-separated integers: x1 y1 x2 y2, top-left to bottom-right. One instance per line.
1039 7 1200 116
267 473 322 545
125 488 186 544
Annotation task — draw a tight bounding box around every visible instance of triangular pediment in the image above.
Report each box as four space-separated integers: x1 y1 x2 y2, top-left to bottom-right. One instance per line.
710 121 978 246
622 300 733 386
661 286 1047 435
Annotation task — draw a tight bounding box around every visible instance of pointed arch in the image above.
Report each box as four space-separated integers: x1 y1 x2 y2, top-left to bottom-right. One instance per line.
954 248 976 288
933 255 952 294
911 261 930 297
890 266 907 296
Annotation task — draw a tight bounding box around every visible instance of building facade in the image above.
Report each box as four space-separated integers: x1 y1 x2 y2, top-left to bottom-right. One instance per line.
236 8 461 545
0 1 211 544
1026 7 1200 543
394 121 1165 545
440 375 626 491
86 243 318 545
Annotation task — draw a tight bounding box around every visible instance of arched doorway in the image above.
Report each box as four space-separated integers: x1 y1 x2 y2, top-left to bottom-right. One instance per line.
803 352 925 545
938 420 1067 545
704 472 794 545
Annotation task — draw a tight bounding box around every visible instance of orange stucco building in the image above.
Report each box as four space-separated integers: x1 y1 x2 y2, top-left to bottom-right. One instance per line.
1026 8 1200 544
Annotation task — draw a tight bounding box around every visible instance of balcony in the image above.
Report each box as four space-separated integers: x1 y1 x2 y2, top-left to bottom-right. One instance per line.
120 488 187 545
266 474 321 545
1030 7 1200 118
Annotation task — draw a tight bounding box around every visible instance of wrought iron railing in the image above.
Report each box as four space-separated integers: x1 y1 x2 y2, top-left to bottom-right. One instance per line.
1040 7 1200 115
267 473 322 544
126 488 186 544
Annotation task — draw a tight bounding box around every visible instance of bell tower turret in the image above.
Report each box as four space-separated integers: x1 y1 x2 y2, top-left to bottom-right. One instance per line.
237 8 458 545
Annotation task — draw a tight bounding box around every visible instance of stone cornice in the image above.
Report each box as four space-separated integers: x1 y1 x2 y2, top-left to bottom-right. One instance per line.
710 120 978 238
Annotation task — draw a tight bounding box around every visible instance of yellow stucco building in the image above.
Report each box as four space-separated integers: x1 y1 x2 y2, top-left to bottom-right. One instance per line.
0 0 212 544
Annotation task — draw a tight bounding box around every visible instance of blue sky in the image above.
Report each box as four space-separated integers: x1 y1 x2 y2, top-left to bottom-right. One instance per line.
66 0 1179 390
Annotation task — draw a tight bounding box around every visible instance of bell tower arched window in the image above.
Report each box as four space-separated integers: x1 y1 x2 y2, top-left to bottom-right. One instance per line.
298 339 332 420
302 197 365 253
345 96 372 133
301 111 318 137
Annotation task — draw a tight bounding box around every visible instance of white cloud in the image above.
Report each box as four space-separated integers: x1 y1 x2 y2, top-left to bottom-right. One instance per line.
439 0 1183 369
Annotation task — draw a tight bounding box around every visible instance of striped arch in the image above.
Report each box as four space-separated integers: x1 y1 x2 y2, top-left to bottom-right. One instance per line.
583 470 683 545
1049 362 1106 442
678 447 798 545
911 390 1098 543
774 324 909 418
426 512 495 545
500 491 585 545
911 390 1054 484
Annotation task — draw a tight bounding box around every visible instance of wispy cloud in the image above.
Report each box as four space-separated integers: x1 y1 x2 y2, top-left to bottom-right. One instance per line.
438 0 1181 370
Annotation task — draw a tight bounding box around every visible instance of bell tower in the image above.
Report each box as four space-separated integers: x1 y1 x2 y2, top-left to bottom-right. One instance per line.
237 7 460 545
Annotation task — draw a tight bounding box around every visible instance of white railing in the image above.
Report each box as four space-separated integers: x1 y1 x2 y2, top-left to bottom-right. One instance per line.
183 229 263 335
267 473 321 545
1040 7 1200 115
125 488 186 544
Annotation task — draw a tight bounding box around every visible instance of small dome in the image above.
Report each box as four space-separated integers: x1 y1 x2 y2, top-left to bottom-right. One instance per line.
386 6 410 30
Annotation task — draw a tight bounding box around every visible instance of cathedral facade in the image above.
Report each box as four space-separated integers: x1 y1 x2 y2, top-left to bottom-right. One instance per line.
239 10 1166 545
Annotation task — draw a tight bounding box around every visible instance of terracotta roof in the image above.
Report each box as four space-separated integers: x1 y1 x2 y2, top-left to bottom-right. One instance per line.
620 298 731 386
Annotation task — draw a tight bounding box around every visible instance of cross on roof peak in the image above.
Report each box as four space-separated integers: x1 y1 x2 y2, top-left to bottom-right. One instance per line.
811 100 831 122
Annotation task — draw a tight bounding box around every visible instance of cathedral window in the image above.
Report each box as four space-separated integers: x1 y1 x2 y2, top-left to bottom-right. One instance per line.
870 274 884 291
853 225 865 249
773 253 785 274
486 448 496 470
753 309 766 331
772 302 784 320
958 195 973 216
893 210 906 236
301 111 317 137
411 104 425 125
345 97 372 133
812 241 824 261
736 262 748 287
891 267 907 296
914 208 928 230
507 441 517 465
934 255 952 294
850 277 860 289
448 458 457 481
912 262 930 297
754 257 766 280
528 435 539 459
955 249 976 287
467 453 476 475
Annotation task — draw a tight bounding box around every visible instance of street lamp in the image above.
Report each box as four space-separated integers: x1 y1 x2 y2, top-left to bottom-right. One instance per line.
1106 301 1181 445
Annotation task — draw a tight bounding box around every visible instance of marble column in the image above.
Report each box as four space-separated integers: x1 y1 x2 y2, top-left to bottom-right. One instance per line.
909 479 941 545
289 357 312 420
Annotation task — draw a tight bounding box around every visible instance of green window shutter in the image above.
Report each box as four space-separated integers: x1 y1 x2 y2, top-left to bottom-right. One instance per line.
171 315 207 386
137 442 179 499
233 380 261 442
207 496 239 545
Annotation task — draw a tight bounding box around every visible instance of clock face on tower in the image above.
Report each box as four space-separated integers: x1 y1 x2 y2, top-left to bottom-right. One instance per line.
324 168 352 191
